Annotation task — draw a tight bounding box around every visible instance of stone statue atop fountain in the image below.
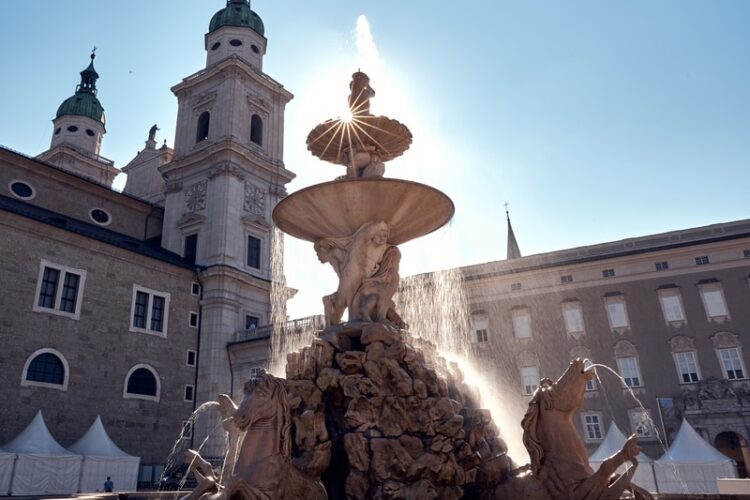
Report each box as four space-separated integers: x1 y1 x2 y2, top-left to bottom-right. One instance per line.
497 359 654 499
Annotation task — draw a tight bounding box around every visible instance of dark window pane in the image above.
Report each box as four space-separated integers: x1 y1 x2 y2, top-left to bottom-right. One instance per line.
59 273 80 313
151 295 165 332
184 234 198 265
26 353 64 384
196 112 210 143
38 267 60 309
185 385 194 401
127 368 157 396
250 114 263 146
247 236 261 268
133 291 149 328
245 315 259 330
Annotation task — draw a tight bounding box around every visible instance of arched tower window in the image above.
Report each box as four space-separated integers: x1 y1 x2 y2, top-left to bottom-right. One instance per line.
124 364 160 401
21 348 69 390
250 114 263 146
196 111 210 143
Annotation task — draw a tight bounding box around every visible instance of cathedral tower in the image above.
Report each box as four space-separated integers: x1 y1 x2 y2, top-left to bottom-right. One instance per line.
159 0 294 426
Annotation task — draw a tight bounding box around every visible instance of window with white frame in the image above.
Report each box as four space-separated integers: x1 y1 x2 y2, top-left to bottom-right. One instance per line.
718 348 746 380
658 287 686 324
184 384 195 402
189 311 199 328
123 364 160 401
471 314 489 344
520 366 540 395
583 359 597 391
130 285 171 336
673 351 700 383
512 307 532 340
698 282 729 320
604 294 630 330
628 409 654 439
616 356 642 387
21 348 70 391
562 301 585 336
33 260 86 320
581 412 603 442
186 350 197 367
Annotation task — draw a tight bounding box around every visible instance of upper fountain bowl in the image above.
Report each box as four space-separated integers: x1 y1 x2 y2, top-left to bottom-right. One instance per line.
272 178 454 245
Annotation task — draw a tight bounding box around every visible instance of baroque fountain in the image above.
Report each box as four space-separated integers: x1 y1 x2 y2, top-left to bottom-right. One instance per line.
180 73 653 500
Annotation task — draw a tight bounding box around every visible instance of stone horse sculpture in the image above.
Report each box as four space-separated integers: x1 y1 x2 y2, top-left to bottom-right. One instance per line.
182 371 326 500
519 359 653 500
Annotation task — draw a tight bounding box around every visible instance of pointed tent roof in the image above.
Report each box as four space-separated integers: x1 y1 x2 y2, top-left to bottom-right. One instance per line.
1 410 74 456
68 416 136 458
506 207 521 259
658 419 733 463
589 422 653 462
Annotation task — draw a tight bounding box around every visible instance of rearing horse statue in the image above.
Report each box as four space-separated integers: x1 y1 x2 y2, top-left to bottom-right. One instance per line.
520 358 654 500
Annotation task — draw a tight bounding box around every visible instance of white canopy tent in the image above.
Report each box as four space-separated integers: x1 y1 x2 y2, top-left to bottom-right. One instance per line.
69 416 140 493
1 410 82 496
0 448 16 496
654 419 737 494
588 422 657 493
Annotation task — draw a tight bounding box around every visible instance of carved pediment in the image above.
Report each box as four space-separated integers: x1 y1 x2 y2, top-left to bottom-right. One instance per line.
247 94 270 117
712 331 740 349
177 213 206 231
668 335 696 353
613 340 637 358
192 91 218 113
241 214 270 231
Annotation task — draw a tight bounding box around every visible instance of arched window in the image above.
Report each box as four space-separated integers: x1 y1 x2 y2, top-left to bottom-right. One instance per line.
21 348 69 390
124 364 160 401
250 114 263 146
196 111 210 143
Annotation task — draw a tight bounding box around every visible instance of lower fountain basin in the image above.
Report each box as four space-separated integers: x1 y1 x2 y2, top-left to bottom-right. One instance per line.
272 178 454 245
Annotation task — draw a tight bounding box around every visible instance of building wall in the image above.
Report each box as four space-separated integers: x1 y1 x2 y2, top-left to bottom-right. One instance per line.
463 228 750 459
0 210 199 464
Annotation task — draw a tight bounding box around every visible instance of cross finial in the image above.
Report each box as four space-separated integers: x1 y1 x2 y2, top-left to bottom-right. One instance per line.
91 46 97 60
504 202 510 219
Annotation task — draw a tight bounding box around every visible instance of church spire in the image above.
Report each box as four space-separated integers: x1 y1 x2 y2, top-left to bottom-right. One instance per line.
77 48 99 95
505 203 521 259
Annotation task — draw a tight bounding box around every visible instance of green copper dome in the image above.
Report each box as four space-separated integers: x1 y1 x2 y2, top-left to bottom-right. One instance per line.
56 52 105 125
209 0 264 36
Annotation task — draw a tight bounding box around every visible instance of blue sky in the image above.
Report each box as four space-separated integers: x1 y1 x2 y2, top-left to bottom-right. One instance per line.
1 1 749 317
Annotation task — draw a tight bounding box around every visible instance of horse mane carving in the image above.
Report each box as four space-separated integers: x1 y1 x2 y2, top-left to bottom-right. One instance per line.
521 378 554 476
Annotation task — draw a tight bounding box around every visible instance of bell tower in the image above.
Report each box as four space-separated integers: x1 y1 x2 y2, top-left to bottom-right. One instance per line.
159 0 294 418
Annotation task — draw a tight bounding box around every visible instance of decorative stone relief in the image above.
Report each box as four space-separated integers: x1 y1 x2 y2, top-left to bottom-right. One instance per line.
244 182 266 215
711 331 740 349
184 180 207 212
668 335 697 353
613 340 638 358
209 163 245 180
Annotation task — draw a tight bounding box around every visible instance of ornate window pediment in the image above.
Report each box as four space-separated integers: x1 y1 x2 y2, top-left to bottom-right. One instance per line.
613 339 638 358
712 331 740 349
669 335 697 353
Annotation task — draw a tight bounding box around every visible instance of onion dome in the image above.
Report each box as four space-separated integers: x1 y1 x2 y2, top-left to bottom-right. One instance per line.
209 0 265 36
56 51 105 125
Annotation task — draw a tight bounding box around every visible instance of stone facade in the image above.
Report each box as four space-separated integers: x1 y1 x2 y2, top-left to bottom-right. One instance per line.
461 219 750 468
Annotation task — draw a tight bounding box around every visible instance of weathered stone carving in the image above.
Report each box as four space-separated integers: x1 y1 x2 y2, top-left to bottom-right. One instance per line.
182 371 326 500
185 180 207 213
243 183 266 215
506 359 653 500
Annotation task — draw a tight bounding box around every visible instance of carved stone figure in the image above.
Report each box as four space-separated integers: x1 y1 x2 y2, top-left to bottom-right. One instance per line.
519 359 653 500
148 124 159 142
342 145 386 179
182 371 326 500
316 221 392 326
349 71 375 116
350 245 403 325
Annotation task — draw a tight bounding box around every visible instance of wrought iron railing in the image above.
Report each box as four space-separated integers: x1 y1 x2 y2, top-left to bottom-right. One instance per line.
233 314 325 343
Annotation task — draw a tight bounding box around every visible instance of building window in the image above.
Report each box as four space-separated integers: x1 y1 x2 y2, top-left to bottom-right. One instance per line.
184 385 195 402
698 281 729 321
249 366 263 379
196 111 210 143
744 250 750 259
250 114 263 146
616 356 642 387
130 286 171 337
184 234 198 265
245 315 260 330
511 307 532 339
560 274 573 284
89 208 111 226
9 180 36 200
471 314 489 344
21 348 69 391
520 366 540 395
658 287 686 324
604 294 630 331
581 412 603 442
719 348 746 380
583 359 597 391
562 301 585 337
180 421 193 440
629 409 654 440
674 351 700 383
33 260 86 320
602 269 615 278
695 256 710 265
189 312 199 328
191 282 201 296
186 350 197 367
124 365 160 401
247 235 261 269
655 261 669 271
510 282 522 291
